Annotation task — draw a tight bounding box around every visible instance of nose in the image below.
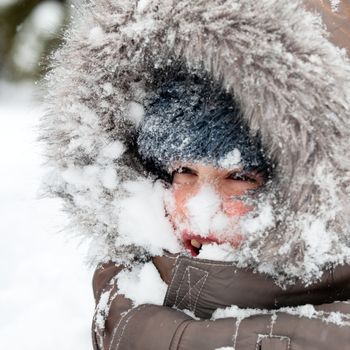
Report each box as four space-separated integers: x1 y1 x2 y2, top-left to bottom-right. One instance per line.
193 178 254 218
196 181 253 218
221 199 253 217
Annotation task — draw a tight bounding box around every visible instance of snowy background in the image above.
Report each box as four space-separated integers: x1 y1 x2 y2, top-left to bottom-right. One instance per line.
0 82 95 349
0 2 94 348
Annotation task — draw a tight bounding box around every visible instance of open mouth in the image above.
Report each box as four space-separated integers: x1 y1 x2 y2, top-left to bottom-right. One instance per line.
182 233 220 257
181 231 244 256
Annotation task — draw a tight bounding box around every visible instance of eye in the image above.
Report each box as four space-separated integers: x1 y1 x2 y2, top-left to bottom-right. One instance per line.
178 167 193 174
172 166 196 176
227 171 258 183
171 166 197 185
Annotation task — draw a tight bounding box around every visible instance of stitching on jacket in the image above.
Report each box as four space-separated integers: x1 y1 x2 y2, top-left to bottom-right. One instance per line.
177 256 240 268
109 304 149 350
175 321 192 350
165 258 184 305
269 312 277 336
184 267 207 312
109 306 136 350
256 334 291 350
169 319 193 350
91 326 101 350
191 269 208 313
167 256 239 299
232 318 242 349
175 266 206 308
187 267 193 308
174 266 208 312
113 305 147 350
166 256 242 311
166 256 242 305
164 252 178 261
174 262 188 307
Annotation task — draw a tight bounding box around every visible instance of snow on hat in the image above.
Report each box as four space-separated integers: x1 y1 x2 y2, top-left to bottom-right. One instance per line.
137 74 271 181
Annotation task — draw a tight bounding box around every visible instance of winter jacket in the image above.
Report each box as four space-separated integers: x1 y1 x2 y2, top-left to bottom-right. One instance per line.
40 0 350 349
91 254 350 350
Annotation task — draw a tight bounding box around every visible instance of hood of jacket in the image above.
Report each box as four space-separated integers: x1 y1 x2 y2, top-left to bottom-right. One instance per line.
41 0 350 283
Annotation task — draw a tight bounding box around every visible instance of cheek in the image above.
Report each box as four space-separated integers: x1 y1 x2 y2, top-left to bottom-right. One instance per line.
221 200 253 217
170 185 196 223
220 181 257 197
172 187 189 218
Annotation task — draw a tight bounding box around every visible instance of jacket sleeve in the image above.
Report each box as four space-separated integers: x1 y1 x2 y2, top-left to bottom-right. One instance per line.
91 262 350 350
91 261 248 350
91 261 238 350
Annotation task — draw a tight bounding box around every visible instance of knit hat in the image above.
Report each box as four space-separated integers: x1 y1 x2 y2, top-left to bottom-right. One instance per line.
137 74 271 181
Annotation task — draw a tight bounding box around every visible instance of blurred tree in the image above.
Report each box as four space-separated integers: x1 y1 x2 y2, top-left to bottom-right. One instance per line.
0 0 69 80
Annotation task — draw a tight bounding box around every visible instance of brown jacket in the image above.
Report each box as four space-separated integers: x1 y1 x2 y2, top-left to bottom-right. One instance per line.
91 254 350 350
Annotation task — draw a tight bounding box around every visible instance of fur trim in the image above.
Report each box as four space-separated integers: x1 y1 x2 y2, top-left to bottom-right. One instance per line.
40 0 350 282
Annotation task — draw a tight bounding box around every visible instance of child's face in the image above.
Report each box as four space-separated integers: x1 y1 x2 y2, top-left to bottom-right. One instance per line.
167 162 265 256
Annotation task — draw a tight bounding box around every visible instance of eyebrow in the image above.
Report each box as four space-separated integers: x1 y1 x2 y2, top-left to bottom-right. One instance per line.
181 166 198 173
172 166 198 175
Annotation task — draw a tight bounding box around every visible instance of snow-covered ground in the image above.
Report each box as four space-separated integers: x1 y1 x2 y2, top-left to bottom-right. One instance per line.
0 82 94 350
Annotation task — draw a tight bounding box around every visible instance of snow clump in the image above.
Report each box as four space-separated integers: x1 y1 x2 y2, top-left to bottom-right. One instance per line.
127 101 145 126
218 148 241 169
197 243 237 261
117 262 167 306
185 184 222 237
116 179 181 255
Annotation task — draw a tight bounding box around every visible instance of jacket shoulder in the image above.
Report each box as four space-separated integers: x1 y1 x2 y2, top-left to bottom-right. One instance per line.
92 262 123 302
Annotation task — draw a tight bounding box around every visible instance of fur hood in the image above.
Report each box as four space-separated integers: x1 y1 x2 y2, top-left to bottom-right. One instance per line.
41 0 350 283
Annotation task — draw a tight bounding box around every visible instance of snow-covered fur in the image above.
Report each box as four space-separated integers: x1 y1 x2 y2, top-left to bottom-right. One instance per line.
40 0 350 283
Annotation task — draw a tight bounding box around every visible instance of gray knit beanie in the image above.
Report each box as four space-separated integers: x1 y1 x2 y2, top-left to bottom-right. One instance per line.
137 74 271 181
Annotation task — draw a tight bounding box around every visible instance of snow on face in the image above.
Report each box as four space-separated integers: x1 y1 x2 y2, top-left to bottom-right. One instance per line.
116 179 181 256
114 176 265 261
105 156 275 263
174 183 258 242
194 201 276 263
185 184 222 237
171 183 252 249
197 242 238 261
